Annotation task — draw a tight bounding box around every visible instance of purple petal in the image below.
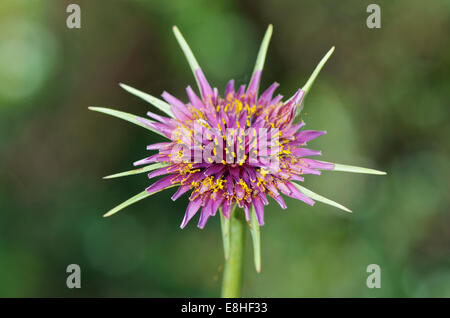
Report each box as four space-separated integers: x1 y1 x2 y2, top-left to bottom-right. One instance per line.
138 119 173 137
211 196 224 216
290 174 305 182
147 142 171 150
171 185 191 201
213 87 219 105
203 165 225 177
302 159 334 170
236 85 246 98
270 94 283 106
224 79 235 98
221 200 232 218
286 88 305 107
180 197 202 229
186 86 206 110
261 194 269 206
146 175 177 194
148 165 175 179
197 201 212 229
161 91 188 113
258 82 279 106
284 182 315 206
226 175 234 195
195 68 213 101
252 196 265 225
292 148 322 157
247 70 262 100
229 166 240 182
161 91 191 121
273 195 287 209
294 130 327 144
299 166 322 175
146 111 174 126
133 154 161 166
243 204 250 221
283 121 305 136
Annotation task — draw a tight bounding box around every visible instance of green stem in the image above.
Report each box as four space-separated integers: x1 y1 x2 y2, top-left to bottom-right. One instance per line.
221 209 246 298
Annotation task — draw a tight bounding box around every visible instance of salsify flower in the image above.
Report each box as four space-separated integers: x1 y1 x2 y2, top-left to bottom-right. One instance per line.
90 25 385 273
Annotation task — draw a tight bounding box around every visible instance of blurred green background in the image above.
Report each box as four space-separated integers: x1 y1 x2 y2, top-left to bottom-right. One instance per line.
0 0 449 297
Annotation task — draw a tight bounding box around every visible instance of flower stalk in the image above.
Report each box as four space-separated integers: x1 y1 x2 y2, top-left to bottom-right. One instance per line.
221 209 246 298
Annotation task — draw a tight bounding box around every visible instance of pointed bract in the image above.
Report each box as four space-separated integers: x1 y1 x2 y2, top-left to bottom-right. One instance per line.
220 205 234 260
294 46 335 117
248 206 261 273
292 182 352 213
172 26 213 100
88 107 167 138
103 162 169 179
321 161 387 175
247 24 273 97
119 83 174 118
302 46 335 95
103 185 178 217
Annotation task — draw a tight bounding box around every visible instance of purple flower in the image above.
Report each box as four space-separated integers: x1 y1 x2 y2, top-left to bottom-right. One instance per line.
90 25 385 230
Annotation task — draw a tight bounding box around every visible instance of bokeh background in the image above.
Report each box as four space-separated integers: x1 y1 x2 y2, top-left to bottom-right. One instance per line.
0 0 449 297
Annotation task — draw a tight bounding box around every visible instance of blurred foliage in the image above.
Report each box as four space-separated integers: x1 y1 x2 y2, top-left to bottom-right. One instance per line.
0 0 449 297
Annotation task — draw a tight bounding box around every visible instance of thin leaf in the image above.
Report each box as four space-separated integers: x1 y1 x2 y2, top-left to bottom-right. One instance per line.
321 161 387 175
251 24 273 75
172 26 202 95
103 184 178 217
88 107 166 138
103 162 169 179
119 83 174 118
292 182 352 213
248 206 261 273
302 46 335 95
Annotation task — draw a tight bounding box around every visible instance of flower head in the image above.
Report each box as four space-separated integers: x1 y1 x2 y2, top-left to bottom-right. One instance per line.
90 25 385 231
